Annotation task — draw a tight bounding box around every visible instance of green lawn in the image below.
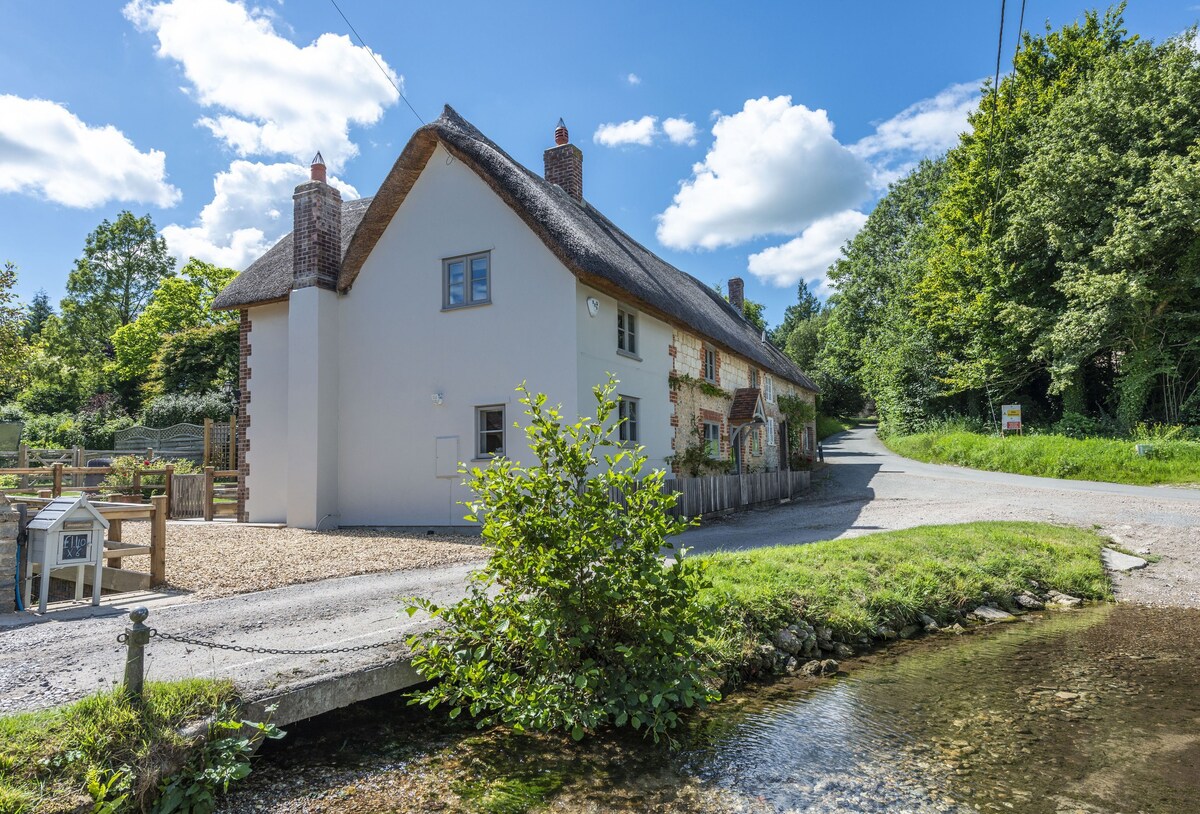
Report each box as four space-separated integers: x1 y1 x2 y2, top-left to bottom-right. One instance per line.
883 430 1200 486
698 521 1111 668
0 679 235 814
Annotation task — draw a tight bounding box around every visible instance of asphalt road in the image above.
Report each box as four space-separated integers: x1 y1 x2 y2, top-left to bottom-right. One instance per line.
4 425 1197 714
683 425 1200 608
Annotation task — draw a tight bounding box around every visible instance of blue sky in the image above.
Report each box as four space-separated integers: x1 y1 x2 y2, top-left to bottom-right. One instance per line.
3 1 1198 327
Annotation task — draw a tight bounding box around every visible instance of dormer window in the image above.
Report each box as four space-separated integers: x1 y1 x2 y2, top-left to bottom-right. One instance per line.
617 307 638 357
444 252 491 309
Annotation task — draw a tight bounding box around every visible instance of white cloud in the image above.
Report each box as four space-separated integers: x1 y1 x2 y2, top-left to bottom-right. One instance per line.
747 210 868 290
124 0 400 170
626 72 642 85
0 95 180 208
656 96 872 250
662 117 698 146
161 159 358 269
593 116 658 147
854 81 979 166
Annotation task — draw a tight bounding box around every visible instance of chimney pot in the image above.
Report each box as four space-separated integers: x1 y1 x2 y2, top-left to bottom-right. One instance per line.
545 118 583 201
728 277 745 314
310 151 327 184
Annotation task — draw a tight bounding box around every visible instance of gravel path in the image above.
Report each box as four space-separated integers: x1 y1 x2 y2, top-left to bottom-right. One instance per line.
117 523 489 599
683 425 1200 608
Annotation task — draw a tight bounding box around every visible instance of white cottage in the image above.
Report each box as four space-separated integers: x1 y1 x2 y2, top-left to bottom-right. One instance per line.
213 107 819 528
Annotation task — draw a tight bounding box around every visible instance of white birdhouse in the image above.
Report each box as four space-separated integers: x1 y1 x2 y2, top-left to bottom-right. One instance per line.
25 495 109 614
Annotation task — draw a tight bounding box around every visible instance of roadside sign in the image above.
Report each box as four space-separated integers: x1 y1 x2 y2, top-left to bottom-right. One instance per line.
1001 404 1022 434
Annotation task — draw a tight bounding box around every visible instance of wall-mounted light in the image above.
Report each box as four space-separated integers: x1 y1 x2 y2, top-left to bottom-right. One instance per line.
586 297 600 318
432 392 444 405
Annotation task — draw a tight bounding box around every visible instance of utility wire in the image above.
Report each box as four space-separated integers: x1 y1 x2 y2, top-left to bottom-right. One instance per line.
991 0 1027 208
328 0 425 125
981 0 1008 225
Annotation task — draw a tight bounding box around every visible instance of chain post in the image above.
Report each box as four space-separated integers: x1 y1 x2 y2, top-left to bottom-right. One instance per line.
120 606 153 702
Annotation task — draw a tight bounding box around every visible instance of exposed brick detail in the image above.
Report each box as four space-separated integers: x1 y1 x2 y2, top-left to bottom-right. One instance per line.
237 309 251 523
543 143 583 201
728 277 744 313
292 180 343 290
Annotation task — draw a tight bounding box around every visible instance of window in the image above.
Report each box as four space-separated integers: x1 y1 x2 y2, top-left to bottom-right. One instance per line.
750 426 761 456
703 348 716 383
476 405 505 457
704 422 720 458
617 308 638 356
618 396 639 443
767 417 777 446
749 369 760 389
764 374 774 403
444 252 491 309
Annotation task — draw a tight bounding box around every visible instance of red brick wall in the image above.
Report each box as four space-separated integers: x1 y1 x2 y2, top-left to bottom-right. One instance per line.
237 309 251 523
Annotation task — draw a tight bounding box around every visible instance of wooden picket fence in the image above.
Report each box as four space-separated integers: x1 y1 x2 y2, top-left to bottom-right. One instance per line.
611 469 810 520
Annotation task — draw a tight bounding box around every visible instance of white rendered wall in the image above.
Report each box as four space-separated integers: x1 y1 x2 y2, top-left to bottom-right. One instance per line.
575 283 674 472
287 287 340 528
245 302 289 523
335 144 579 526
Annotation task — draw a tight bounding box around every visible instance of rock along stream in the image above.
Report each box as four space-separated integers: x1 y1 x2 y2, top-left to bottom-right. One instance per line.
220 604 1200 814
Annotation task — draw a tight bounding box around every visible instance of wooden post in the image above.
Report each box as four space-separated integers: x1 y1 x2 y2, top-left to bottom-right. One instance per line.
163 464 175 519
150 494 167 585
108 518 123 569
51 462 63 497
132 469 142 500
228 415 236 469
73 446 83 488
203 418 212 467
203 466 215 522
17 443 27 489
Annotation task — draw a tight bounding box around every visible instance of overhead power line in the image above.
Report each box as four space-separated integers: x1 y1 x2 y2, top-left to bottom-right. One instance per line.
328 0 425 125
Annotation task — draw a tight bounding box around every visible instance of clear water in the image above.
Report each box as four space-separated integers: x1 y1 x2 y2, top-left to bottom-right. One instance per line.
221 605 1200 814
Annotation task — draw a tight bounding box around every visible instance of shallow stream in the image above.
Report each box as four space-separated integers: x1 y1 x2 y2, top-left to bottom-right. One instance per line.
220 604 1200 814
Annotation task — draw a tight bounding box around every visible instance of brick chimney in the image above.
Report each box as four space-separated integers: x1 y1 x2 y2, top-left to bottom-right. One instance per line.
728 277 745 314
544 118 583 201
292 151 342 291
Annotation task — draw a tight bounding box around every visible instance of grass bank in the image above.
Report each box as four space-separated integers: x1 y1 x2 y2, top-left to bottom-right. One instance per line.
882 430 1200 485
699 521 1111 678
816 414 858 440
0 679 236 814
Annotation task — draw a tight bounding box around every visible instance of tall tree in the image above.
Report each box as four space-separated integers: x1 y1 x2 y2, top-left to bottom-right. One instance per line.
21 289 53 342
0 261 29 399
770 280 822 346
60 211 175 358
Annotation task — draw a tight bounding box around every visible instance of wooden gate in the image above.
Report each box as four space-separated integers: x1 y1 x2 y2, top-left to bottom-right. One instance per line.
171 473 205 519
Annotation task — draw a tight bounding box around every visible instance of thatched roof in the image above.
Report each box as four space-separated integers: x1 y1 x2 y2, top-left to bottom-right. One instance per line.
213 106 818 392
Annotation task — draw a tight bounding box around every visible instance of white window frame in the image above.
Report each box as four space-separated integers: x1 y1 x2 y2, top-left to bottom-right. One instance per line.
617 307 638 357
764 374 774 403
476 405 505 458
703 348 716 383
443 251 491 310
750 426 761 456
618 395 639 443
703 421 721 458
749 369 760 389
767 417 777 446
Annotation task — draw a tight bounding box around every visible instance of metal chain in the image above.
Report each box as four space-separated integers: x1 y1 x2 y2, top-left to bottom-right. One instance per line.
146 629 392 655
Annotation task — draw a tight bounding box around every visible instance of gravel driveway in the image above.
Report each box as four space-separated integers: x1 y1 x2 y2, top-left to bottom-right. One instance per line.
683 425 1200 608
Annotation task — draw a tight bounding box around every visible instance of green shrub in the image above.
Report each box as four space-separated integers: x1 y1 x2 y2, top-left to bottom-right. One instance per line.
20 412 81 449
100 456 197 494
140 393 234 428
0 404 23 423
406 378 719 744
147 322 238 398
1051 411 1100 439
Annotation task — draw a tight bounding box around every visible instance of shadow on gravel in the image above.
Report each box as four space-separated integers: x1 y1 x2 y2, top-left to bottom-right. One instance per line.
678 428 881 556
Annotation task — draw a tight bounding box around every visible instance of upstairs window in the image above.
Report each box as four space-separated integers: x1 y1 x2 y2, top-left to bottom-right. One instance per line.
767 417 777 446
618 396 639 443
749 369 760 389
617 308 638 356
476 405 505 457
704 422 720 458
444 252 491 309
703 348 716 383
764 374 774 403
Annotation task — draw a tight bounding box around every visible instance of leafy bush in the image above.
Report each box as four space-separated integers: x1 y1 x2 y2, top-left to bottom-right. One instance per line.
16 376 85 416
0 404 23 423
140 392 234 428
406 379 719 744
1050 411 1100 439
100 456 198 494
147 321 238 398
20 412 82 448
